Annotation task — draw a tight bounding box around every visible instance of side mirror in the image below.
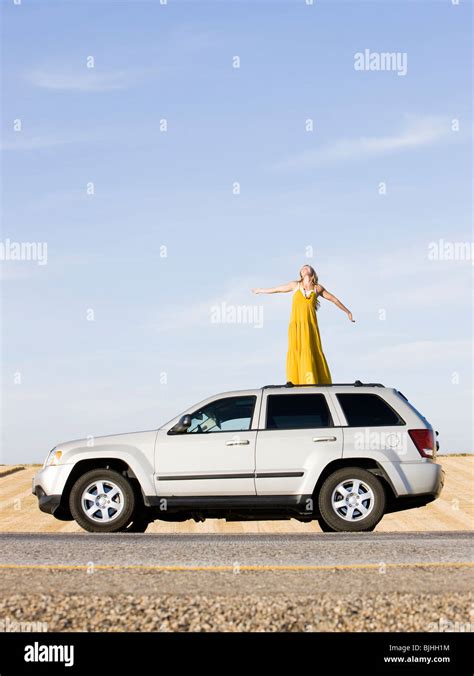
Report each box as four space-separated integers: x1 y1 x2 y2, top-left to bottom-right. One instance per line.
168 414 192 435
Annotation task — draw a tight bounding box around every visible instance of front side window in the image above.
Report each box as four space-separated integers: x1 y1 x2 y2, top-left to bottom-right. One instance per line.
187 396 256 433
266 394 332 430
336 394 404 426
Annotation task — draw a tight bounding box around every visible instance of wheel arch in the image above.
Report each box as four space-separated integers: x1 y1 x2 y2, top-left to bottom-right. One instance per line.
58 458 146 520
312 458 397 505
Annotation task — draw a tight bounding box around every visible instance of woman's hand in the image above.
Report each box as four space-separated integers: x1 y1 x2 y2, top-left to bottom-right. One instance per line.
347 311 355 322
252 288 262 294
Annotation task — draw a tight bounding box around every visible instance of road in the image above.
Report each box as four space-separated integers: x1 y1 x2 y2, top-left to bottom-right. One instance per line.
0 532 472 631
1 530 472 567
0 531 472 593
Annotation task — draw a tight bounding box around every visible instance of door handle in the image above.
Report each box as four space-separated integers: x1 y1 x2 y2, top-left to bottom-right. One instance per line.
312 436 337 442
226 439 250 446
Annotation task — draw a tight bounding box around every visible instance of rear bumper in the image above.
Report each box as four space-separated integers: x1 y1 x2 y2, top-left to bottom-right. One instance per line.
386 492 439 514
381 460 445 498
432 464 445 498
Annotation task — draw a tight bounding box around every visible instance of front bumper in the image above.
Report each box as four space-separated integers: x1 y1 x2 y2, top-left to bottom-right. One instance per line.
34 485 62 515
32 464 73 517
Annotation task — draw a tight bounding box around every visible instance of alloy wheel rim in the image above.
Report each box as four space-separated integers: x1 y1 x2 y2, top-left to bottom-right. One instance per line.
331 479 375 522
81 479 125 523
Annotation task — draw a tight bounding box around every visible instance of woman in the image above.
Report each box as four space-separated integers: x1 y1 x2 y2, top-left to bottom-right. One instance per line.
252 265 354 385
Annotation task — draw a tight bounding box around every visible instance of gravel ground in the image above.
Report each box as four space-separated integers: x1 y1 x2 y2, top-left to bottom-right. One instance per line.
0 566 472 595
0 591 472 632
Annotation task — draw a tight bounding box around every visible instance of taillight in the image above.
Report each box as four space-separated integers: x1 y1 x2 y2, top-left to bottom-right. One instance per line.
408 429 435 458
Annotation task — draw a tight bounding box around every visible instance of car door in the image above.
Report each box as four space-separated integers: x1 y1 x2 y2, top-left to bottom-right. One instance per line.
255 390 343 496
154 394 259 496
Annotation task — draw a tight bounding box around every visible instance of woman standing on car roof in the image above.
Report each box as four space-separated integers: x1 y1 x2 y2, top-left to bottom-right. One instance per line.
252 264 354 385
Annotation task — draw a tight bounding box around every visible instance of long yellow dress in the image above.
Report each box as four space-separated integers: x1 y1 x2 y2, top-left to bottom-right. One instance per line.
286 283 332 385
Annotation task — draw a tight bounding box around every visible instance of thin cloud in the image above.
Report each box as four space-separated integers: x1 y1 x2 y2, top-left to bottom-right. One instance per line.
1 131 96 151
1 125 123 152
0 265 36 281
359 339 472 369
151 277 264 333
27 67 159 92
273 116 452 171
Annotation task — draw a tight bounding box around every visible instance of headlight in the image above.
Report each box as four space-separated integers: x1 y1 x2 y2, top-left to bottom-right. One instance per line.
43 449 62 467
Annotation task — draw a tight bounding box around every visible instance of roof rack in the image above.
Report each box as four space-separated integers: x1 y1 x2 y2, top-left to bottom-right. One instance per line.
262 380 385 389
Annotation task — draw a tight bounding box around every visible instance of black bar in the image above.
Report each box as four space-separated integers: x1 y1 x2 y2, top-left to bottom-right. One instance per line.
0 632 471 675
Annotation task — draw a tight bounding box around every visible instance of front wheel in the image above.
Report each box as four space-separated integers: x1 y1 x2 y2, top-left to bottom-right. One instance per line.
317 518 337 533
70 469 136 533
318 467 386 532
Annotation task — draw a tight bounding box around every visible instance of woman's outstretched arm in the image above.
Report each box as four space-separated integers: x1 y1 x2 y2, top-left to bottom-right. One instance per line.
317 285 355 322
252 281 298 294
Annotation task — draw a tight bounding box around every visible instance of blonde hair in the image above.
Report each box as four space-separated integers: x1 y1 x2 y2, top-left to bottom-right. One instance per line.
298 265 320 309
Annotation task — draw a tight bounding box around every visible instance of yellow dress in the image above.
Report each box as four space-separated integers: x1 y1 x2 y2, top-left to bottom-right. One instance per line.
286 284 332 385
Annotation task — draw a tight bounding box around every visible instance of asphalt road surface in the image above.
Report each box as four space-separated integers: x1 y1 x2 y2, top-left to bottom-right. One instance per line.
0 531 472 593
0 530 472 568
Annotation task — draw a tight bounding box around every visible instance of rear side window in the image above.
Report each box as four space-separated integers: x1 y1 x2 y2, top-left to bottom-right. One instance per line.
266 394 332 430
336 394 404 427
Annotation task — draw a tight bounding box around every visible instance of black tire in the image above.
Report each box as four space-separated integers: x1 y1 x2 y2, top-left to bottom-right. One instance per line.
318 467 386 532
317 518 337 533
69 468 136 533
120 512 152 533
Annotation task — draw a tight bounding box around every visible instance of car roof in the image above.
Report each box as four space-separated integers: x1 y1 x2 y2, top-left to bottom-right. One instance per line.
213 382 387 398
262 381 385 389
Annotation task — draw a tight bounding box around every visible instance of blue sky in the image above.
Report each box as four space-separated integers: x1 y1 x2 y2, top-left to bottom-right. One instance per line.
1 0 472 462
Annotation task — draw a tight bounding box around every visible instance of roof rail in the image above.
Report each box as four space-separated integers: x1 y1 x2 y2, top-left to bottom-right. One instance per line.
262 380 385 389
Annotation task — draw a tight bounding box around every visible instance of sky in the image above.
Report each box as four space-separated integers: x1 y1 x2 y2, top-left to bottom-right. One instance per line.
0 0 472 463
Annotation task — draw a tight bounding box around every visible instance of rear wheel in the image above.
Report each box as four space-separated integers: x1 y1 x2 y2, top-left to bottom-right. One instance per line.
318 467 386 532
70 469 136 533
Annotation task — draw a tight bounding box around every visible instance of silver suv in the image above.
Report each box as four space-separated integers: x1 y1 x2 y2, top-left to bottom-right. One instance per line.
33 381 444 533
